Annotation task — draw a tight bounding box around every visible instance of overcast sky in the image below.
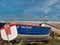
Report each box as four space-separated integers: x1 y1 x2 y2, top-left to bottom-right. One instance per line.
0 0 60 21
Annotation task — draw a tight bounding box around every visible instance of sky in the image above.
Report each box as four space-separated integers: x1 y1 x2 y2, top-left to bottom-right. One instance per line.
0 0 60 21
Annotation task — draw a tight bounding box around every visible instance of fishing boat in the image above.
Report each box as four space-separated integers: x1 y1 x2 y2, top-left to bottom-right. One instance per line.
16 24 51 38
0 23 51 41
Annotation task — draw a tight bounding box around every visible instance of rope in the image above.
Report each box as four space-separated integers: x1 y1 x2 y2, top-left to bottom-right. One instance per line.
44 22 60 30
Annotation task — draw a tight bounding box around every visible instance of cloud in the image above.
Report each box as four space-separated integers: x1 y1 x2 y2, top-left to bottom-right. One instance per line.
0 0 59 21
42 0 58 13
45 0 57 6
39 7 51 14
55 4 60 9
36 0 58 14
47 15 60 21
23 0 58 14
44 16 49 19
0 1 8 9
20 0 59 20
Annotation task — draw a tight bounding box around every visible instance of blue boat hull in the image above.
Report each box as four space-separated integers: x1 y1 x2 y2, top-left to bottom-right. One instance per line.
16 25 51 35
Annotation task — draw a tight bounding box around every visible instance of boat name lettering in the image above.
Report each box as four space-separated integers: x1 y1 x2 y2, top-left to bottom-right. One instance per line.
21 26 32 29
